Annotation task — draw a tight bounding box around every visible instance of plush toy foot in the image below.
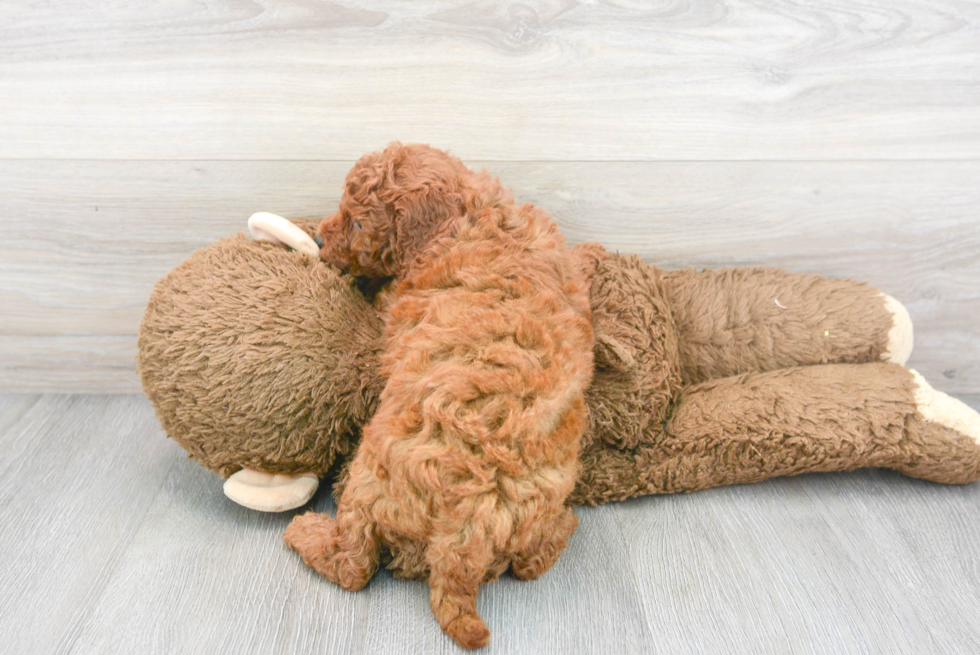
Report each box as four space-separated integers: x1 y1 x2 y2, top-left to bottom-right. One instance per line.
247 212 321 258
881 294 913 365
223 469 319 512
911 370 980 446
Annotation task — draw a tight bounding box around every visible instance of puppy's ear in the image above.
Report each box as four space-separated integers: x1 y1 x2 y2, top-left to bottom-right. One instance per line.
381 144 470 266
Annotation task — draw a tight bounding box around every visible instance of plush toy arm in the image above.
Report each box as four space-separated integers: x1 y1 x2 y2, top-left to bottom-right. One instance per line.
660 268 912 385
570 363 980 506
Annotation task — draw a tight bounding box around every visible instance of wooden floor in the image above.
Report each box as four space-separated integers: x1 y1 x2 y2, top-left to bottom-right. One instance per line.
2 392 979 655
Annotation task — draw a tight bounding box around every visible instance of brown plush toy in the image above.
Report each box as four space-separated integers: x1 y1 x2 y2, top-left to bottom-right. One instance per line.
138 210 980 647
139 212 980 520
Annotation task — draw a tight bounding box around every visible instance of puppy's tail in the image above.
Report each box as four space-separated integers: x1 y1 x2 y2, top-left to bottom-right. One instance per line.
426 520 494 649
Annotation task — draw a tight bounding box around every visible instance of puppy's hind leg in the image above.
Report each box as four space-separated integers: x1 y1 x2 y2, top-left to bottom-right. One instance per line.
426 518 495 649
511 505 578 581
284 457 383 592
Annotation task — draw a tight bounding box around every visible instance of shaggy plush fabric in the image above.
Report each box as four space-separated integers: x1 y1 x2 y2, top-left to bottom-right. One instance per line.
138 232 384 478
284 144 594 649
140 223 980 500
575 361 980 504
139 218 980 612
140 226 980 502
661 267 894 385
139 172 980 648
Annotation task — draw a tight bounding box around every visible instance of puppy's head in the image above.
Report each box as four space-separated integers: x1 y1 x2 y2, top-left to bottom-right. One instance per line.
316 143 512 277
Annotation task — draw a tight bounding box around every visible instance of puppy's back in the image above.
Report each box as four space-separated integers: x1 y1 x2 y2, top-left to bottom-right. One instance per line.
373 203 594 518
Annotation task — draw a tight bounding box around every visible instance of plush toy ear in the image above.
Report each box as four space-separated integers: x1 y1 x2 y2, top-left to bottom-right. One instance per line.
248 212 321 258
594 333 637 371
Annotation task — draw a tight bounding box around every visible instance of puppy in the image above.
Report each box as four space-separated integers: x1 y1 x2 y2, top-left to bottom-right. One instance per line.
285 144 594 649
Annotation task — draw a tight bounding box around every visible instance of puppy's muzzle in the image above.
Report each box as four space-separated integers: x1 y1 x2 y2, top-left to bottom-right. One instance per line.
313 234 324 248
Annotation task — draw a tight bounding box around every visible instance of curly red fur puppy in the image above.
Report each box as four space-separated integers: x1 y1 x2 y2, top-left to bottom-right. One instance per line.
285 144 594 649
314 143 515 279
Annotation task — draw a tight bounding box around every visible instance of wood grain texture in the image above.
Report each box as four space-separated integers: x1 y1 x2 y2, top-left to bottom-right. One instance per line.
70 466 654 655
613 476 975 653
1 0 979 160
2 394 979 654
0 336 140 394
0 394 181 655
355 503 654 655
2 159 977 393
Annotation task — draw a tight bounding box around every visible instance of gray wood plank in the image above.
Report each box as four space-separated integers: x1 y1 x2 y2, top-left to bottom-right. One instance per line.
358 504 654 655
66 457 373 655
0 394 183 655
806 473 980 653
68 454 652 654
2 160 978 393
1 1 978 160
0 336 139 394
0 394 40 436
3 394 979 654
614 469 980 654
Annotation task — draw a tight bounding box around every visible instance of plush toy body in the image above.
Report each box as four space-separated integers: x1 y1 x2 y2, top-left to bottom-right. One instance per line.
139 217 980 516
139 211 980 647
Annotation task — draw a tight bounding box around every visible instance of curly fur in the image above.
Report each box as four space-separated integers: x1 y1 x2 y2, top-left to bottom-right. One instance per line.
286 144 594 649
316 143 514 278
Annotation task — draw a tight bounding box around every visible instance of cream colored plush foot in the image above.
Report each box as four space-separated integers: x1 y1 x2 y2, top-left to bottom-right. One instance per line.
880 294 913 365
223 469 320 512
911 370 980 446
248 212 321 258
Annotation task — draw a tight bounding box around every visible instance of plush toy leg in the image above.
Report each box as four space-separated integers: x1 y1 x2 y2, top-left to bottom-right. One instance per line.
571 363 980 505
902 370 980 482
660 268 912 384
881 294 913 365
223 469 319 512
